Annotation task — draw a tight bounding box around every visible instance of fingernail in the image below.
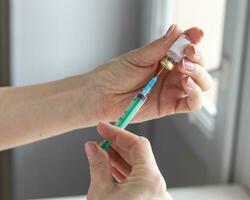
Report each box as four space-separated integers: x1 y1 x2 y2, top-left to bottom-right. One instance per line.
193 45 202 57
187 77 196 89
166 24 175 37
85 142 98 158
183 59 195 71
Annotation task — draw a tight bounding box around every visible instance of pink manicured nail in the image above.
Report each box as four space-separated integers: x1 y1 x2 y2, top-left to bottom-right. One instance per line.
187 77 196 89
193 45 202 57
85 142 97 157
183 59 195 71
166 24 176 37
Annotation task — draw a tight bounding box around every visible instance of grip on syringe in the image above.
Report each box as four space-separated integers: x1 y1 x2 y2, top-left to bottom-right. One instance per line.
101 76 158 151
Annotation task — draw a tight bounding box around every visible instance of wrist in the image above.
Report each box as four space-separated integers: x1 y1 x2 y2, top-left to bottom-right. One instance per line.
48 72 105 129
75 70 109 127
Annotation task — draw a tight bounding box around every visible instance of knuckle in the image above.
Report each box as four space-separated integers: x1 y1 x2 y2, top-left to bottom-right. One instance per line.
146 172 167 194
203 73 213 91
195 64 203 78
195 67 212 91
91 159 105 170
192 103 203 112
201 57 206 66
132 137 151 155
111 153 120 164
191 92 204 111
138 136 151 147
165 193 174 200
90 155 108 170
88 184 114 199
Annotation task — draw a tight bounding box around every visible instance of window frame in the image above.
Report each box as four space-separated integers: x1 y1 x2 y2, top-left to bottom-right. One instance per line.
234 6 250 187
150 0 248 183
161 0 246 138
0 0 12 199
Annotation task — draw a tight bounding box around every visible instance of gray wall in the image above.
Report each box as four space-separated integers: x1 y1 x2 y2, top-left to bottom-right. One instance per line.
152 118 207 187
10 0 141 199
234 12 250 190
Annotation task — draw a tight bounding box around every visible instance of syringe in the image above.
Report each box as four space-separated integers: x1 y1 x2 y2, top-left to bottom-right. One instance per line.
101 69 164 151
101 34 191 151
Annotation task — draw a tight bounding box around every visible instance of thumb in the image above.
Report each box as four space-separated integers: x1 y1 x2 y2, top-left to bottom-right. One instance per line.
125 24 182 66
85 141 113 188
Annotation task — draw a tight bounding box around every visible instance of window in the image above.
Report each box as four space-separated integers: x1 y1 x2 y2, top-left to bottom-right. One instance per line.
153 0 248 183
171 0 226 109
165 0 227 132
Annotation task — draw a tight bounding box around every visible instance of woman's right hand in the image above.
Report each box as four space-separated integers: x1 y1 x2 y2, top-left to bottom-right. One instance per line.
84 122 173 200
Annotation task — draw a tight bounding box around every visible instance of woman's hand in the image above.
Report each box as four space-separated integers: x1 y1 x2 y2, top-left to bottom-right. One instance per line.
0 24 212 150
85 122 172 200
88 24 212 123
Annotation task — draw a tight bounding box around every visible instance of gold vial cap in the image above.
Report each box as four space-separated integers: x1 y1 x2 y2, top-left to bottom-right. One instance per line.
160 58 174 71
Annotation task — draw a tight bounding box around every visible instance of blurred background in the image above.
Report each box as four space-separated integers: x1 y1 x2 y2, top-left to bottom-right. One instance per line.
0 0 250 199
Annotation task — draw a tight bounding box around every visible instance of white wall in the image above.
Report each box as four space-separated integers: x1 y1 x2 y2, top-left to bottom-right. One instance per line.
11 0 140 85
10 0 141 199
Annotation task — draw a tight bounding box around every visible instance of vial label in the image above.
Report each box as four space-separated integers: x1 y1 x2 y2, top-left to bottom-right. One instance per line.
168 35 191 62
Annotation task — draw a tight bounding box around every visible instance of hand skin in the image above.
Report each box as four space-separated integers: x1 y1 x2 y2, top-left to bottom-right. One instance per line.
85 122 173 200
0 24 212 150
89 24 212 123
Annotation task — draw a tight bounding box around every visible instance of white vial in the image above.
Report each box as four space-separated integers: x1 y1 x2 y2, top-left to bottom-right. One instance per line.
161 35 191 70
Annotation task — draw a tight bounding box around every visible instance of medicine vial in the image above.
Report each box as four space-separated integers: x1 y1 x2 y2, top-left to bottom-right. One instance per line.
160 35 191 70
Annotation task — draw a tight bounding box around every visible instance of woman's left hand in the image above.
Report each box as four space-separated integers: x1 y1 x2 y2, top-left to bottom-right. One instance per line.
87 24 212 123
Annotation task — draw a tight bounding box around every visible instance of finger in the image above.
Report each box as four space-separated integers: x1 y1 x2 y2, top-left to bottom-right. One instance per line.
175 77 204 113
97 122 156 166
111 142 132 164
178 59 212 91
184 44 205 66
97 122 139 152
111 166 126 183
84 141 114 189
125 24 183 66
160 65 186 90
184 27 204 44
165 193 174 200
108 147 132 177
100 140 130 165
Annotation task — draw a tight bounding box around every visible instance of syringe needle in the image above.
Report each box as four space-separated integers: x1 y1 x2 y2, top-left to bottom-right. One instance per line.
156 67 165 77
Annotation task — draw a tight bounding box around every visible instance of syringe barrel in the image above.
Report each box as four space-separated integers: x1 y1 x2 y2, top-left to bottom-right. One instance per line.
115 93 147 129
101 92 147 151
101 76 157 151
